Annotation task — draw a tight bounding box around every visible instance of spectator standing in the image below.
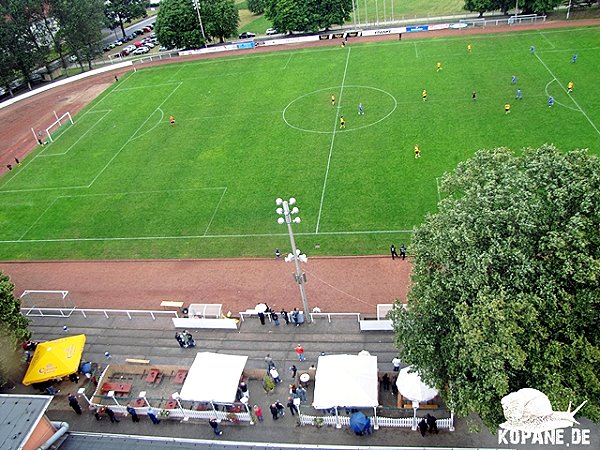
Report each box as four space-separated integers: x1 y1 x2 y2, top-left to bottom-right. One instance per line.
426 413 439 434
126 405 140 422
399 244 406 260
418 417 428 436
272 311 280 326
289 364 297 379
281 309 290 325
253 404 263 422
209 418 223 435
390 244 398 260
265 354 275 370
270 367 282 384
68 394 82 415
295 344 305 362
104 407 120 423
147 406 160 424
382 373 391 391
392 357 401 372
287 397 299 416
269 403 279 420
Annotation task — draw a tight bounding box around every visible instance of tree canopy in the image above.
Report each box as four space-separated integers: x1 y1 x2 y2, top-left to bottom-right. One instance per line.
265 0 353 34
390 146 600 429
0 272 30 386
104 0 149 39
247 0 266 15
155 0 204 49
203 0 239 43
463 0 562 15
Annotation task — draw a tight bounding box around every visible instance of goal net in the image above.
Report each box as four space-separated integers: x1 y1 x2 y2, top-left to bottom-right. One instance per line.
32 111 74 145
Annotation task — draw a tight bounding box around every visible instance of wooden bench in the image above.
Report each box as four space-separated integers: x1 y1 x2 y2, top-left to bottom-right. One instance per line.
174 369 188 384
101 382 132 395
146 368 161 384
359 319 393 331
126 358 150 364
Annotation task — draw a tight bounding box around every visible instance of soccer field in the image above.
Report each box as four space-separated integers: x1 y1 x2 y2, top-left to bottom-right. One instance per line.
1 26 599 260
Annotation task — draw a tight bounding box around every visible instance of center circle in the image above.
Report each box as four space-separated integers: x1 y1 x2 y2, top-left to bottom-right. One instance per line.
282 86 397 134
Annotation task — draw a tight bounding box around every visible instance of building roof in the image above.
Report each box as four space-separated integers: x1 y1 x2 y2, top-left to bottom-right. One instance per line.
0 394 53 450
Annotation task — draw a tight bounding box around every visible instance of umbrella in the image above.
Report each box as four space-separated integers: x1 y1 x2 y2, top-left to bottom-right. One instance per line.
349 411 368 434
22 334 86 385
255 303 267 313
396 366 438 402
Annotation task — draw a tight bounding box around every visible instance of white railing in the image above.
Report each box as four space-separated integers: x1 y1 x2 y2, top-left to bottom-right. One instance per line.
309 312 361 323
89 403 252 423
460 14 546 27
21 307 179 320
299 412 453 430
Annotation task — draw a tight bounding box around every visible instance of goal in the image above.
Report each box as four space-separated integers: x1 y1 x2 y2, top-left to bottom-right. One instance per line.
20 290 75 317
31 111 74 145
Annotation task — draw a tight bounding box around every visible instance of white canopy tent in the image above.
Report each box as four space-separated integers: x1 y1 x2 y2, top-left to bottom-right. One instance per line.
179 352 248 404
312 354 379 429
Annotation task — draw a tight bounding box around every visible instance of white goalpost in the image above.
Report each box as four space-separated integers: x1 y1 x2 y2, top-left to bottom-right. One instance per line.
31 110 74 145
20 289 75 317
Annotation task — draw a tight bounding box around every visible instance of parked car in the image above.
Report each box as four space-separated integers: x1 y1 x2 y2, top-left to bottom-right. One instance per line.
143 42 155 48
266 28 278 35
132 46 150 55
134 29 143 36
238 31 256 39
143 26 152 33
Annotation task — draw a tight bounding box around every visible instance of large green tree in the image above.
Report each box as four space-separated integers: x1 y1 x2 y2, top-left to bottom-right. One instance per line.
52 0 105 71
390 146 600 429
203 0 239 43
104 0 149 39
0 0 49 93
265 0 353 33
464 0 562 15
155 0 204 49
0 272 30 386
247 0 266 14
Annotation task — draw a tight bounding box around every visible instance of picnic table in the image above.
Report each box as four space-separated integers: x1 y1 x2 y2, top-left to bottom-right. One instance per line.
164 399 178 409
146 368 161 383
133 398 146 407
101 382 132 395
174 369 188 384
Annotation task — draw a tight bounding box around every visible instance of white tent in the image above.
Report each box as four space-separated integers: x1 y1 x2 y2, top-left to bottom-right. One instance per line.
179 352 248 403
312 354 378 409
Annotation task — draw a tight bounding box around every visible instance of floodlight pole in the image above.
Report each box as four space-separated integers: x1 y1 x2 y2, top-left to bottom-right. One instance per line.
514 0 519 19
192 0 206 42
566 0 572 19
276 198 312 323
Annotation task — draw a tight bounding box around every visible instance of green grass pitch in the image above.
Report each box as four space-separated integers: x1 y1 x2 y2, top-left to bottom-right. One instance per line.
1 26 599 260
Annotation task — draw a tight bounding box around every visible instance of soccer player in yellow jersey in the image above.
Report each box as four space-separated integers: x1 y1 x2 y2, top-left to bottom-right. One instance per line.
467 43 472 53
567 81 574 93
422 89 427 101
340 115 345 129
331 94 335 105
436 62 442 72
414 145 421 158
504 103 511 114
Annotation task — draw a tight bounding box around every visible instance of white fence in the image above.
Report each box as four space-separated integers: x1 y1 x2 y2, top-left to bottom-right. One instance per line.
299 412 453 430
21 307 179 320
460 14 546 27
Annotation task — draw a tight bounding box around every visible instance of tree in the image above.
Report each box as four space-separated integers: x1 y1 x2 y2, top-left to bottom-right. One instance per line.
390 146 600 429
521 0 562 13
0 272 31 386
203 0 239 43
265 0 310 33
155 0 203 49
463 0 496 16
104 0 149 39
0 0 49 93
308 0 352 30
52 0 105 71
247 0 266 14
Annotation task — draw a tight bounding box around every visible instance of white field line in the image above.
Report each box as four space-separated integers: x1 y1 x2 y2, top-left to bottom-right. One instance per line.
87 82 183 187
315 47 351 234
112 82 181 92
38 110 112 157
535 53 600 137
59 187 228 198
543 79 579 112
0 228 415 245
283 53 293 69
414 42 419 58
538 31 556 49
18 197 59 241
204 187 227 236
129 108 164 142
